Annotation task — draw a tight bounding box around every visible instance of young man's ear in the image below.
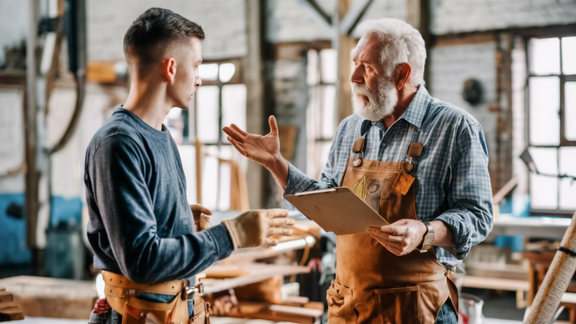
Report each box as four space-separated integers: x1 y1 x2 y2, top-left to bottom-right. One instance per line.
164 58 177 83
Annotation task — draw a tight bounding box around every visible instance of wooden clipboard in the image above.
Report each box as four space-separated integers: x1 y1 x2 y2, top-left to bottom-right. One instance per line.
284 187 389 235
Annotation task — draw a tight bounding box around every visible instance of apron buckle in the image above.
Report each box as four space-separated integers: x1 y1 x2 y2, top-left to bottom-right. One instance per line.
353 152 364 167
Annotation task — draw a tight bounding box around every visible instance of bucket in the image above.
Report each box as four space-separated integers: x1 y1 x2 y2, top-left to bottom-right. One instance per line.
459 293 484 324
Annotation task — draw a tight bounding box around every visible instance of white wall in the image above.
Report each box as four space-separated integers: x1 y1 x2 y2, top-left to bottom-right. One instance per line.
431 0 576 35
86 0 247 61
266 0 407 43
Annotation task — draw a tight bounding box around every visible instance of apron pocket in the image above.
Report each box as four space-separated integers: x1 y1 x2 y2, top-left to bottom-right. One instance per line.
374 285 420 324
326 280 357 323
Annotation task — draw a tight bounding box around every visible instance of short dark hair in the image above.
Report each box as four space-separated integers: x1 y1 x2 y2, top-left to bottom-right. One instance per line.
123 8 204 69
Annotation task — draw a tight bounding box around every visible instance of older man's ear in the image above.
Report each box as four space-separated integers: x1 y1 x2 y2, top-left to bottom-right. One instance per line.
393 63 412 90
190 204 213 232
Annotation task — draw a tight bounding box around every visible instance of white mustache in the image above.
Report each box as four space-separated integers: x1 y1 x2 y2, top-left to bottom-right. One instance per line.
351 83 373 98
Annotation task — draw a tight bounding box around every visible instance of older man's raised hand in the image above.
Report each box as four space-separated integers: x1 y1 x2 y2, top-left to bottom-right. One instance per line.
222 116 289 188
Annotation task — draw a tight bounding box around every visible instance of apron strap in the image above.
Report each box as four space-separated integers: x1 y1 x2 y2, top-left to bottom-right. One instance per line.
406 142 423 158
352 137 365 154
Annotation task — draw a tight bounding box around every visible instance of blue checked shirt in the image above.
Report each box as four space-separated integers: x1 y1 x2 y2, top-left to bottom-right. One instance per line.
284 86 493 266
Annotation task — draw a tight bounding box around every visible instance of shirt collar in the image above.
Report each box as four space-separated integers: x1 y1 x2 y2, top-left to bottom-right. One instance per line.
359 86 431 135
400 86 431 129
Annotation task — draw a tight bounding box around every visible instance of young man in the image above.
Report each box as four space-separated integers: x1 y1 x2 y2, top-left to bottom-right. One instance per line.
85 8 294 324
224 18 493 323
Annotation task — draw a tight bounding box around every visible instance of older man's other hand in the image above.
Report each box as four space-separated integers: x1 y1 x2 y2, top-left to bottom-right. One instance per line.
366 219 428 256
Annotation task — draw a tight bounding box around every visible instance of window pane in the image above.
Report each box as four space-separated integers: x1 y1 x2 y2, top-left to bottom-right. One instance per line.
199 64 218 81
560 147 576 210
562 37 576 75
320 49 337 83
196 86 219 143
529 77 560 145
218 162 231 211
219 63 236 83
177 145 196 204
221 84 246 143
530 147 558 210
530 38 560 75
164 108 184 144
307 50 319 86
202 146 219 210
566 82 576 141
322 85 336 139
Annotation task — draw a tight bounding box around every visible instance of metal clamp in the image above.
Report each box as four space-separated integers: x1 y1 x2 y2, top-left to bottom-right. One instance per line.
182 282 204 300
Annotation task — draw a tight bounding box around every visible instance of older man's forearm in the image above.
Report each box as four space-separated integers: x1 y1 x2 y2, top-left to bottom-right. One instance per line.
266 154 290 189
430 220 456 248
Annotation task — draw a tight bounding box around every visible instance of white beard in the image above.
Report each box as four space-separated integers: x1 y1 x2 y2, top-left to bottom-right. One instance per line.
351 77 398 122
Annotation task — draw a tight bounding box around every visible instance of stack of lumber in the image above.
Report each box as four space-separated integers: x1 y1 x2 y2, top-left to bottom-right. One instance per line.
0 289 24 322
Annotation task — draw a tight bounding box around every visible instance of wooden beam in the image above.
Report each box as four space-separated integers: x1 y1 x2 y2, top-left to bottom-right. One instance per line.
244 0 265 208
336 0 355 123
434 32 496 47
297 0 332 28
339 0 373 36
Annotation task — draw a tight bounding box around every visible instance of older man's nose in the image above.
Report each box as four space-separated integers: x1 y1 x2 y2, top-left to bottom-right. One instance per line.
351 67 364 84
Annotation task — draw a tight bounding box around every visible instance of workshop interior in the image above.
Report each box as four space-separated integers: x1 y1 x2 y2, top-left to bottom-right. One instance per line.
1 0 576 323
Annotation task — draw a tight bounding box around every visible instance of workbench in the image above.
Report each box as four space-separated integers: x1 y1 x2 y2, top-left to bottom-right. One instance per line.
489 214 570 239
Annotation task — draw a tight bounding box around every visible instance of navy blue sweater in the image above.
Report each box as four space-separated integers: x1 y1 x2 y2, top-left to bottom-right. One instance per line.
85 106 233 284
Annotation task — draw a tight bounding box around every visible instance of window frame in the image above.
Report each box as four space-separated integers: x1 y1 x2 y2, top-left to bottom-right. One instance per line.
523 29 576 215
306 47 338 180
182 58 245 211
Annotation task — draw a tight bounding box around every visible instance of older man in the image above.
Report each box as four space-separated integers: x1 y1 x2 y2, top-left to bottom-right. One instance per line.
223 18 493 323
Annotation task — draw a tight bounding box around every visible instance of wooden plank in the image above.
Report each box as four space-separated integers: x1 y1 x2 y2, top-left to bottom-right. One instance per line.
223 301 322 324
434 32 496 47
0 276 97 320
463 275 529 291
200 264 310 295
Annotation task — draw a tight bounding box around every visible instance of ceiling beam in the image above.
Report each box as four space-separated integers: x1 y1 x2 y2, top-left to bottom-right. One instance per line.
297 0 332 29
339 0 373 35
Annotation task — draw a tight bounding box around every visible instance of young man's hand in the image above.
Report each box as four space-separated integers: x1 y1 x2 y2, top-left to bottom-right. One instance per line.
222 209 295 250
190 204 213 232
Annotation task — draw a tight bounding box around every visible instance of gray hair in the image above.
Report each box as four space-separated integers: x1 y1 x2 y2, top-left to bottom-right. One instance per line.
356 18 427 87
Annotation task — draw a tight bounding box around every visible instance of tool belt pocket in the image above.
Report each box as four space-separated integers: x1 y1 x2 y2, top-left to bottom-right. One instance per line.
189 295 210 324
326 280 357 324
374 285 420 323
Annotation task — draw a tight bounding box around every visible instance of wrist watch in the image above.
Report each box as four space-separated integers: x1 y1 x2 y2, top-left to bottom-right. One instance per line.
418 221 435 253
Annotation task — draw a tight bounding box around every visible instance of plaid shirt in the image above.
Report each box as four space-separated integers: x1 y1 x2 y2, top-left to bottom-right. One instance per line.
284 86 493 266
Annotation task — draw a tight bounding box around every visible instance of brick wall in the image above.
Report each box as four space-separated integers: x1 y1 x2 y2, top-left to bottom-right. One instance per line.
431 0 576 35
428 42 499 177
87 0 247 61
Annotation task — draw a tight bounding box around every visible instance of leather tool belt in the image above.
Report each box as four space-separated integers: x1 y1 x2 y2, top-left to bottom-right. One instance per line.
102 271 210 324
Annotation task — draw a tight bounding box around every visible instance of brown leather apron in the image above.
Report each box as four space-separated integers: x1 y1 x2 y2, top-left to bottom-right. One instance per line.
326 137 459 324
103 271 210 324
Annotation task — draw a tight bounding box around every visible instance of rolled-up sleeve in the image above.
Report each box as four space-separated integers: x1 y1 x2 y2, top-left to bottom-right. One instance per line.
435 123 493 260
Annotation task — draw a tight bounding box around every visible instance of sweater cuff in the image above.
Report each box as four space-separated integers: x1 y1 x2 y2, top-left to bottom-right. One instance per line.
205 223 234 260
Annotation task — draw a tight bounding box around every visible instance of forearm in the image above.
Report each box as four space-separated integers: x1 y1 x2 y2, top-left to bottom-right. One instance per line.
113 224 233 283
430 220 455 248
266 154 290 190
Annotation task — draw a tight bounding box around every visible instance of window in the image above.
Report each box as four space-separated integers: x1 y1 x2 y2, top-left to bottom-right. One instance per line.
306 48 337 179
164 60 246 211
526 36 576 213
